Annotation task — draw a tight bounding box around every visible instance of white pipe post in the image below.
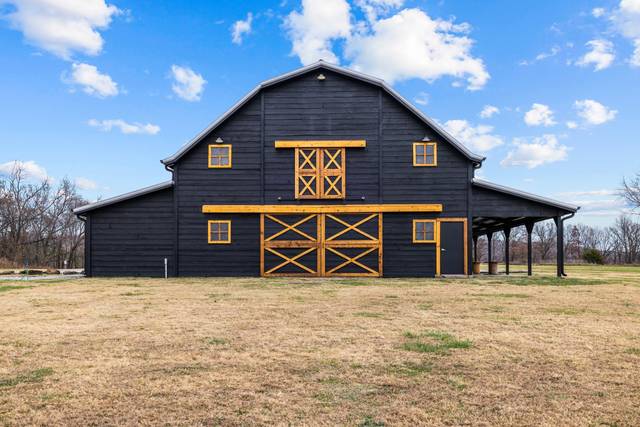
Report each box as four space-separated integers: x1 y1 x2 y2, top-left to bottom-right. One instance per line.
164 258 168 279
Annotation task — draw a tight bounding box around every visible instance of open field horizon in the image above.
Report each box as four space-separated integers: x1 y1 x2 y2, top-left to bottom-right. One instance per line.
1 265 639 425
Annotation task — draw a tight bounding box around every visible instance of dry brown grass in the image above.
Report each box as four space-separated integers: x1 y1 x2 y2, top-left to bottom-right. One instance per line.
1 265 639 426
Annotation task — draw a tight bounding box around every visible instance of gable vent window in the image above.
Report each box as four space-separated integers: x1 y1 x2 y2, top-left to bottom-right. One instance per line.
413 142 437 167
413 219 436 243
208 144 232 168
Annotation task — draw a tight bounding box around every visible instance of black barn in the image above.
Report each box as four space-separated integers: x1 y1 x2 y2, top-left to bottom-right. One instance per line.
74 61 579 278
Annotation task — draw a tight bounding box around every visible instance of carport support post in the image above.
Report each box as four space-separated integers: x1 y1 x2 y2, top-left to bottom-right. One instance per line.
554 216 564 278
525 222 534 276
504 227 511 275
473 236 478 263
487 232 493 273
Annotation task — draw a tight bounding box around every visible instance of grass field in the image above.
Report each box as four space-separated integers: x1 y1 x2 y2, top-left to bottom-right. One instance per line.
1 265 639 426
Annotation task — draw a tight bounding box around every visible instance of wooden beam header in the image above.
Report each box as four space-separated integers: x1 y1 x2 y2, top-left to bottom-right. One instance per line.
202 204 442 214
275 140 366 149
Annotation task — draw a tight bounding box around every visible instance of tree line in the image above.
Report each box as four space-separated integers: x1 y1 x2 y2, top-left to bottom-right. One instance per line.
0 165 88 269
1 164 639 269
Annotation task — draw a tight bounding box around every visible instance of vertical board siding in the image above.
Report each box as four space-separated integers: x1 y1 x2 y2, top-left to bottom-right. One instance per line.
383 213 437 277
381 93 469 216
89 188 174 277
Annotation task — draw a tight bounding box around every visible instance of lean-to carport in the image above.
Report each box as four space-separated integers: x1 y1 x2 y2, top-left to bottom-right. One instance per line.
471 179 579 277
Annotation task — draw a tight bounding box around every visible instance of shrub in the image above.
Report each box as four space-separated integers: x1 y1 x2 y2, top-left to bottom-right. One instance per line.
582 248 605 264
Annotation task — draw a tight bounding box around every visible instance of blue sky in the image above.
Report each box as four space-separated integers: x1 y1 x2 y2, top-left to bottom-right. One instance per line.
1 0 639 226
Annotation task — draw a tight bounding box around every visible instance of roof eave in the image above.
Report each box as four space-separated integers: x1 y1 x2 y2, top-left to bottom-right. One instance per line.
472 178 580 213
73 181 174 215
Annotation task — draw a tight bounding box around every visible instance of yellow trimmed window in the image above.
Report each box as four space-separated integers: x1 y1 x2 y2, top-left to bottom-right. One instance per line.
413 142 437 167
208 144 232 168
413 219 436 243
208 220 231 244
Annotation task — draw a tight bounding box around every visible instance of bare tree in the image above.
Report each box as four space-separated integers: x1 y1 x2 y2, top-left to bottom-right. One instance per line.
0 165 88 269
608 216 640 264
622 172 640 210
533 221 556 262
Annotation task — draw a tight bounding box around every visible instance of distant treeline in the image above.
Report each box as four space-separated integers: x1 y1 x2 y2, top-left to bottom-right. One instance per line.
475 216 640 265
0 165 88 269
1 164 640 269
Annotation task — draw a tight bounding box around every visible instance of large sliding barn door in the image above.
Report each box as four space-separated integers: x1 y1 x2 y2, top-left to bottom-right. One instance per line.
261 213 382 277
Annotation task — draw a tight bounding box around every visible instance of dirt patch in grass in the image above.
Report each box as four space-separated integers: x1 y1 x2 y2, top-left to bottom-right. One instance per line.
0 268 639 425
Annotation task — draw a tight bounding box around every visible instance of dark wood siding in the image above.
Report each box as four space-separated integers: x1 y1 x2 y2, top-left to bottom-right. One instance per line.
472 186 563 217
263 70 381 202
381 93 469 215
172 68 473 276
179 214 260 276
383 214 437 277
88 188 174 277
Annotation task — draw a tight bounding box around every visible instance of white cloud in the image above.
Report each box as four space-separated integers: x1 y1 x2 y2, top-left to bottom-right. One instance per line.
574 99 617 125
613 0 640 40
520 45 561 65
170 65 206 102
566 198 627 216
443 119 504 153
66 62 118 97
231 12 253 45
345 8 489 90
2 0 121 60
74 177 98 190
88 119 160 135
0 160 49 181
566 121 578 129
524 103 556 127
284 0 352 64
501 134 569 169
284 1 489 90
355 0 404 21
575 39 615 71
592 7 606 18
479 105 499 119
414 91 429 106
631 39 640 66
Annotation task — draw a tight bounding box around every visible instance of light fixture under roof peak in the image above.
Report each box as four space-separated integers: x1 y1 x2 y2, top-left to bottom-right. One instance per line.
317 73 326 81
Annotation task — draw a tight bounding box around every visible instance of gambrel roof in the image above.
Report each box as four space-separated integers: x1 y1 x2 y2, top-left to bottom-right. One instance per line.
161 60 486 166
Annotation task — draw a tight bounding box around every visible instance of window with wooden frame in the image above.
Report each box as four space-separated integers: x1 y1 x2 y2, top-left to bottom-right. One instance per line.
208 144 232 168
295 147 345 199
413 219 436 243
413 142 437 167
208 220 231 244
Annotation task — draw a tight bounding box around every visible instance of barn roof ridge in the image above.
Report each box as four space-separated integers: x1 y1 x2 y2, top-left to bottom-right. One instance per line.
73 180 174 215
472 178 579 212
160 60 486 165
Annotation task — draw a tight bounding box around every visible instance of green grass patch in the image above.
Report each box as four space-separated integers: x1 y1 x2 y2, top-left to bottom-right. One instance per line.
624 347 640 355
0 285 33 293
447 376 467 391
544 307 591 315
403 331 472 354
120 291 145 297
0 368 53 388
387 360 432 377
359 416 386 427
471 293 531 299
354 311 384 318
505 277 605 287
336 280 370 287
206 337 228 345
417 303 432 310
